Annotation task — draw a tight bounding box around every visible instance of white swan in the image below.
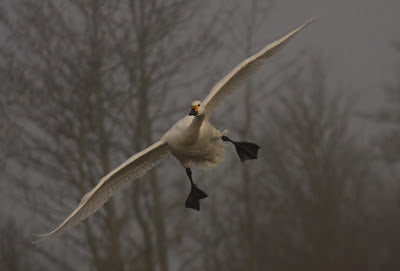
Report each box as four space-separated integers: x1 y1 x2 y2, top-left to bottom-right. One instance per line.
36 17 317 243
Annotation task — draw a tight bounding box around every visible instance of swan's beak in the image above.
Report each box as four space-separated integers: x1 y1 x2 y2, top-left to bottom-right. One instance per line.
189 105 198 116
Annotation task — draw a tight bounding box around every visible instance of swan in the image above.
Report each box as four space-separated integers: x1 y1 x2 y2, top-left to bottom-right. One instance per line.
36 17 317 243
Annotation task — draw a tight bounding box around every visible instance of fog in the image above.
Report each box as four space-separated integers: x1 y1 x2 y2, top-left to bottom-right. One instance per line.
1 0 400 270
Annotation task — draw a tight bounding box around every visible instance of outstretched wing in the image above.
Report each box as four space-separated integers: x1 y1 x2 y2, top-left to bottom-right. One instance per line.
203 17 317 118
36 139 169 245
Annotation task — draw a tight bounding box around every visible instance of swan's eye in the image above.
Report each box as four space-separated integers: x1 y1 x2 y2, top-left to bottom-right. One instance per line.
198 104 200 106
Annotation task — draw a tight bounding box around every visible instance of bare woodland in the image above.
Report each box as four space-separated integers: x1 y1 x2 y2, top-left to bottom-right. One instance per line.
1 0 400 270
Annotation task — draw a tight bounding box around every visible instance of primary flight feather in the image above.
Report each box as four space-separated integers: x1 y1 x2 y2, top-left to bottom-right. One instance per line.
36 17 317 244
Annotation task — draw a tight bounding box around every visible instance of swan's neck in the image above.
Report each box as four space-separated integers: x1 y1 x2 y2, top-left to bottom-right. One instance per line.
184 115 204 140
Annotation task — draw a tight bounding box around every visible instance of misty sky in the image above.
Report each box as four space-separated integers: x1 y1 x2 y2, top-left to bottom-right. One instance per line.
269 0 400 107
1 1 400 269
206 0 399 113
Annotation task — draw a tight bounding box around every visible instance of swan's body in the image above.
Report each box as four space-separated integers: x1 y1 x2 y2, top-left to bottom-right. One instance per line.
164 113 225 169
36 17 317 244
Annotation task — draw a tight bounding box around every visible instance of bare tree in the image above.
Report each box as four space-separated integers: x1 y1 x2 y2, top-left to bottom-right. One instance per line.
235 2 276 270
0 217 37 271
257 58 374 270
0 0 221 270
365 41 400 270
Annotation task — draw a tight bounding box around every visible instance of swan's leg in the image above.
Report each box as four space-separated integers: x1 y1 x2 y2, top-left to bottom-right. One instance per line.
185 168 208 211
221 136 260 162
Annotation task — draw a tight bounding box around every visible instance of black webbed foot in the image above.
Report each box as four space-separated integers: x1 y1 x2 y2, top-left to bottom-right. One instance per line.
232 141 260 161
185 184 208 211
222 136 260 162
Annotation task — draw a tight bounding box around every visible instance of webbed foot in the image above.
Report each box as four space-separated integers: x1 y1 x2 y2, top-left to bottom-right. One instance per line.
185 184 208 211
222 136 260 161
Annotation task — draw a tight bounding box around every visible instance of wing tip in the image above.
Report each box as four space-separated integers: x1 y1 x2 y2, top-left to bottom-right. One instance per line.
32 225 65 248
307 11 328 25
32 231 58 249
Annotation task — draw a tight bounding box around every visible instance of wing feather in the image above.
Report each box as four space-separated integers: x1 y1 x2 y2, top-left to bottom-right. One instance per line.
203 16 317 118
35 140 169 245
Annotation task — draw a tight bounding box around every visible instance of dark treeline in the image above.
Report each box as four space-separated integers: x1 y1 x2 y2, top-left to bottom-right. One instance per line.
1 1 399 270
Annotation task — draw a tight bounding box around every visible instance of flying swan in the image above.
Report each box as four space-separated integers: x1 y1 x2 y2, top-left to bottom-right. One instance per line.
37 17 317 244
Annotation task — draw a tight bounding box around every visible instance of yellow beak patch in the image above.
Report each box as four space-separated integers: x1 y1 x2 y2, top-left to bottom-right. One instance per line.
192 104 199 113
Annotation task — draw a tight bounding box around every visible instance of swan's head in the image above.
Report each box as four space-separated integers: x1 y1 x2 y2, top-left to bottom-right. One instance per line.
188 100 205 116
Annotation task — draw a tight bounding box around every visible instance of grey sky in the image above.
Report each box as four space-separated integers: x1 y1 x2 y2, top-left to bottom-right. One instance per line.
1 1 400 269
270 0 400 106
